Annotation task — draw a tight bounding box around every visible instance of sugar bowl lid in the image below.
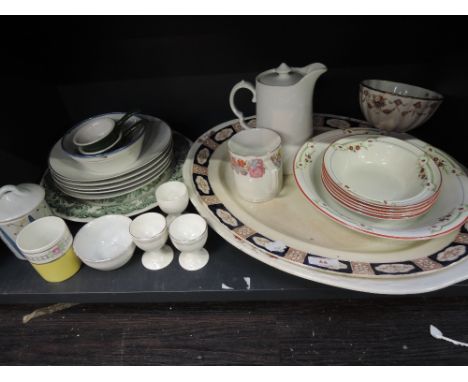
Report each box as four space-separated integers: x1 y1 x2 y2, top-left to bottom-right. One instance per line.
257 63 304 86
0 184 45 223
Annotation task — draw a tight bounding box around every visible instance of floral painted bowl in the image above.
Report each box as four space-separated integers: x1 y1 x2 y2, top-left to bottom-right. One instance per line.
322 134 442 209
359 79 443 132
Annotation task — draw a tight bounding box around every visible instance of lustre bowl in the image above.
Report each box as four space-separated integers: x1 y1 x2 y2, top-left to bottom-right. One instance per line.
359 79 443 132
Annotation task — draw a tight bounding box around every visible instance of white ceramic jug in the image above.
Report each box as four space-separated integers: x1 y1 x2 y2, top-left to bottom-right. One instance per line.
229 62 327 174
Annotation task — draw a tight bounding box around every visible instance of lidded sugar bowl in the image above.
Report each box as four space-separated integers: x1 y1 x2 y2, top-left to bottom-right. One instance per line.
0 184 52 259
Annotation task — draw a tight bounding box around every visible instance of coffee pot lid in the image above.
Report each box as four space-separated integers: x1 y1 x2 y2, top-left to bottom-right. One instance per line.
0 184 45 223
258 63 304 86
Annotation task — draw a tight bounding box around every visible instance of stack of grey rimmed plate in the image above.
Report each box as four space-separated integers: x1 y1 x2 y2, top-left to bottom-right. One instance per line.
48 113 174 200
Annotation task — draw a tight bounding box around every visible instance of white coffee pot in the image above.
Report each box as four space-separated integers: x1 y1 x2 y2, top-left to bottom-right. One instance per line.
229 62 327 174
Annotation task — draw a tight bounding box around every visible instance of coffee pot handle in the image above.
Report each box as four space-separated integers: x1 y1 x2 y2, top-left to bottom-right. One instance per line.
229 80 256 129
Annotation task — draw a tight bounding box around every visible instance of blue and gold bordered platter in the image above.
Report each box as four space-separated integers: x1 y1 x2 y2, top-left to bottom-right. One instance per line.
183 114 468 294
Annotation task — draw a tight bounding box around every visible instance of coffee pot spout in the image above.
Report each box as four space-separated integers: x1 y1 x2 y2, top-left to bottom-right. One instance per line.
299 62 328 77
296 62 327 88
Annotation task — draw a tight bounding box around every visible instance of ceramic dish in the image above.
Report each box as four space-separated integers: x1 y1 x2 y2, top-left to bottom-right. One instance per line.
53 155 173 194
73 215 135 271
206 136 457 275
169 213 210 271
323 134 442 208
50 115 172 181
42 131 191 222
72 116 116 146
359 79 443 132
77 131 122 155
321 169 438 220
294 128 467 240
50 141 173 187
51 153 173 190
187 116 463 271
130 212 174 271
53 154 173 194
54 157 174 200
321 161 440 213
70 129 145 173
62 113 144 157
184 115 468 293
184 115 468 292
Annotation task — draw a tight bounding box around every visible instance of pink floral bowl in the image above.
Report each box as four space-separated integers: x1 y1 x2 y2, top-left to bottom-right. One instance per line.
359 79 443 132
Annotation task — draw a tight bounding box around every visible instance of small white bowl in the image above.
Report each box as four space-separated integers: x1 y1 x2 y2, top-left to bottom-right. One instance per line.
72 117 116 147
73 215 135 271
62 113 146 174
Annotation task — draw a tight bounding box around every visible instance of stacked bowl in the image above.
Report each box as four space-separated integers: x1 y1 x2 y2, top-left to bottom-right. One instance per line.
48 112 174 200
321 134 442 220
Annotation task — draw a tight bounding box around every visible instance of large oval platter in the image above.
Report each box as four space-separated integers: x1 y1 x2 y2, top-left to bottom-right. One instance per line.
183 114 468 294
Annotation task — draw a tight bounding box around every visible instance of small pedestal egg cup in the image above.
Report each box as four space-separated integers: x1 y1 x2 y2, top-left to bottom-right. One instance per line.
169 213 209 271
129 212 174 271
155 181 189 226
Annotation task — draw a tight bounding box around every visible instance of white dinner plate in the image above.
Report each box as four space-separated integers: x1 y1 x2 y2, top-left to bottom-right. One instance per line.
56 158 173 200
51 147 173 191
50 141 173 189
294 128 468 240
55 157 173 197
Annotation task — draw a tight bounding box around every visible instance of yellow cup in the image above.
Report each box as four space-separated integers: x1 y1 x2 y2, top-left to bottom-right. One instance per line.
16 216 81 282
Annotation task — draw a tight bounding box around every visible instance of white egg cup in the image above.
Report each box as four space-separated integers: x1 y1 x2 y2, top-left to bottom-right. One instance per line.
129 212 173 271
155 181 190 226
169 213 209 271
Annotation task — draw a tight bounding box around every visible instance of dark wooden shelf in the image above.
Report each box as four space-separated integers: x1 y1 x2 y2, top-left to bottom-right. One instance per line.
2 219 468 304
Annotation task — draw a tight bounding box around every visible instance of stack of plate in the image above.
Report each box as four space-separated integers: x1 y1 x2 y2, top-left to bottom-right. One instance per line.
48 112 174 200
294 127 468 240
320 134 442 220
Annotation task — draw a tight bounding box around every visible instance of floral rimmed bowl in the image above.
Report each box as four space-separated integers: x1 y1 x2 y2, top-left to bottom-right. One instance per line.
359 79 443 132
322 134 442 209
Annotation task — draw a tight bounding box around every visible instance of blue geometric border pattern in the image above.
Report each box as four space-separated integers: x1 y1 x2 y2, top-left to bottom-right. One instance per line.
191 116 468 277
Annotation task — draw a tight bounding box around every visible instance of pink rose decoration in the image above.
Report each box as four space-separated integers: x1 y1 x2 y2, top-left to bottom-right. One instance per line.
248 159 265 178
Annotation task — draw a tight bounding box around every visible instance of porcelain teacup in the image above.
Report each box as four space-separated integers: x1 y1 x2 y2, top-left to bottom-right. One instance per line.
228 128 283 203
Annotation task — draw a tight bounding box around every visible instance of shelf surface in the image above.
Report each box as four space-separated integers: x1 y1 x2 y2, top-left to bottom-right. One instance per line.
2 215 468 304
